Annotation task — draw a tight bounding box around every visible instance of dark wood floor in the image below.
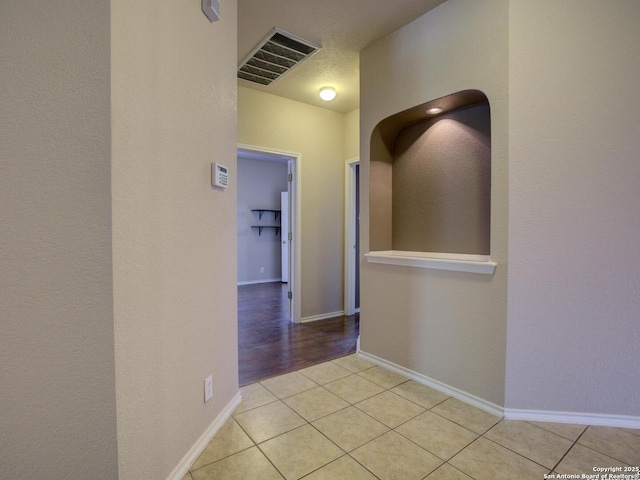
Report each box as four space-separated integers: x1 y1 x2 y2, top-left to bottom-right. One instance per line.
238 282 359 386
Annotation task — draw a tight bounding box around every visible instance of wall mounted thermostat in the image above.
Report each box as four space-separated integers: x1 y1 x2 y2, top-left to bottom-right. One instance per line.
212 163 229 189
202 0 220 22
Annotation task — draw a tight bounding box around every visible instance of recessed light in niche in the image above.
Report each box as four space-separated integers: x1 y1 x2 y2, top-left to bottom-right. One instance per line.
426 107 443 115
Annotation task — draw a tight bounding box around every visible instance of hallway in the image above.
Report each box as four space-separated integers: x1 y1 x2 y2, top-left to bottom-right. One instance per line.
238 282 359 385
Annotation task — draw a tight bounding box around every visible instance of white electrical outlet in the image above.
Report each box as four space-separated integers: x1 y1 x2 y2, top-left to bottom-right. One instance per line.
204 375 213 402
260 267 265 274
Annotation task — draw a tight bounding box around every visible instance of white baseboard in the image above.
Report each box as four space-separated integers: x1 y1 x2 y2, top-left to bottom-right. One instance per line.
356 351 640 430
167 391 243 480
504 408 640 429
357 350 504 418
237 278 282 286
301 310 345 323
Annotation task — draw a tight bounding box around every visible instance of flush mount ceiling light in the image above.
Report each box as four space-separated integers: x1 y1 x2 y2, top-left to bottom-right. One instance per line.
319 86 337 101
426 107 444 115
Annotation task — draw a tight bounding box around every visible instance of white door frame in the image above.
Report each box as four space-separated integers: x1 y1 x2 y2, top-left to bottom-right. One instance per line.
237 144 302 323
344 158 360 315
280 191 289 283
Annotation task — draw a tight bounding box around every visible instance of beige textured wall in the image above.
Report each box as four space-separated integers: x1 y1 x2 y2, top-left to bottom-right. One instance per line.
344 109 361 160
506 0 640 416
112 0 239 477
238 87 346 318
0 0 117 478
360 0 509 406
391 103 491 254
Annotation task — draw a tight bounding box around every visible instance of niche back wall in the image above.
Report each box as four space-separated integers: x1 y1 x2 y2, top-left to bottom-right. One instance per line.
393 103 491 254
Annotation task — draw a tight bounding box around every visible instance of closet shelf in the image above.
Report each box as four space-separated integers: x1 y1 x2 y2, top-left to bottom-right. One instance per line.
251 209 280 221
251 225 281 237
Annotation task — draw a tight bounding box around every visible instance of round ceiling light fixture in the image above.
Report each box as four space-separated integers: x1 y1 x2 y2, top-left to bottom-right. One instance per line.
426 107 444 115
319 86 337 102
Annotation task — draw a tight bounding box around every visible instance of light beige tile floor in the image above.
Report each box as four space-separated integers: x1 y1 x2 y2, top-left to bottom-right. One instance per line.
185 355 640 480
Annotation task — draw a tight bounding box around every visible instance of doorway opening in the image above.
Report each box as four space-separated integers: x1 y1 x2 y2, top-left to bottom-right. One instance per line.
237 145 300 323
345 159 360 316
236 146 360 385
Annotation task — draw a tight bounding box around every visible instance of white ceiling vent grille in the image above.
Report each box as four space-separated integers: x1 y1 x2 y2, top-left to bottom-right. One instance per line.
238 28 321 86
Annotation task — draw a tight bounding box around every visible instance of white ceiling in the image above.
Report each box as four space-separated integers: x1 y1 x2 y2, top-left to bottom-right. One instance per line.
238 0 447 114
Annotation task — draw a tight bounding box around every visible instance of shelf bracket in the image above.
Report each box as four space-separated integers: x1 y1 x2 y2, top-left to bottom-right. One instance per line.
251 226 280 237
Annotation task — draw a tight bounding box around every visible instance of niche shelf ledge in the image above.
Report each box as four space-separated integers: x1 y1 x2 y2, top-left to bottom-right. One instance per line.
365 250 496 275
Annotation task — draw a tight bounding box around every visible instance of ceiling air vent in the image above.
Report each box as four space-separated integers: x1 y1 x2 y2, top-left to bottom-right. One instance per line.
238 28 321 86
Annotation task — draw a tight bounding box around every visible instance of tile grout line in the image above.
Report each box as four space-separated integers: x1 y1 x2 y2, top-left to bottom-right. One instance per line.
548 425 590 474
196 356 639 479
477 417 577 473
293 365 437 479
295 365 389 479
305 365 499 478
187 416 260 475
239 363 492 479
479 434 557 473
248 383 381 479
231 385 353 479
446 433 486 478
188 444 257 476
559 426 636 469
422 462 478 480
254 440 288 479
345 451 384 480
313 373 455 479
231 403 293 479
304 420 385 479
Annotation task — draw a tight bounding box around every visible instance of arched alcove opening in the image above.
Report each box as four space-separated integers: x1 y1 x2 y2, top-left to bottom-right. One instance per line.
368 90 494 273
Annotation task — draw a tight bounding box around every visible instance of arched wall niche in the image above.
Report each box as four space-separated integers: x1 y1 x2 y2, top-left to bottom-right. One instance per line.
369 90 492 266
